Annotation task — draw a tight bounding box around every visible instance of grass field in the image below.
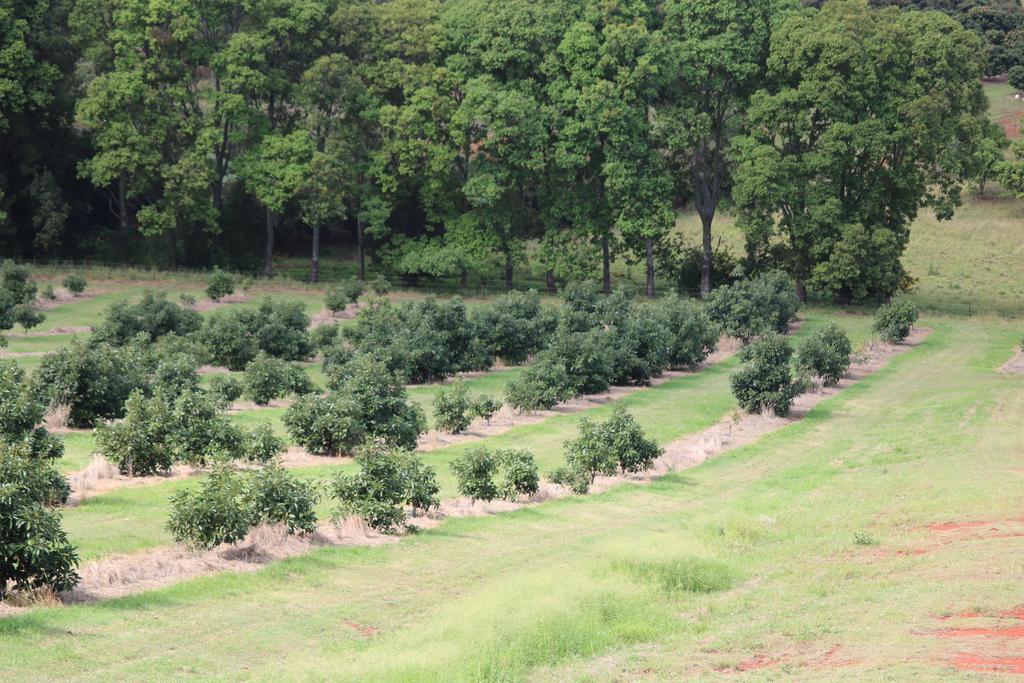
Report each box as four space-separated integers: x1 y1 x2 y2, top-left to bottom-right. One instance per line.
2 315 1021 680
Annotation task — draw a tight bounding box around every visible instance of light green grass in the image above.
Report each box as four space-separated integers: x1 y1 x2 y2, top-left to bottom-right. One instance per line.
2 317 1020 680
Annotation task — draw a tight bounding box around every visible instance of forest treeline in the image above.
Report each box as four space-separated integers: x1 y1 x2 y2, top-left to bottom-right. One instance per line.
0 0 1008 301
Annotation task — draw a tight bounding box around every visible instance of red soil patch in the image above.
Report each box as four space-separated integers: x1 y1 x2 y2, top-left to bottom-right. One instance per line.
926 521 993 532
951 653 1024 674
343 619 380 637
935 625 1024 639
736 655 777 671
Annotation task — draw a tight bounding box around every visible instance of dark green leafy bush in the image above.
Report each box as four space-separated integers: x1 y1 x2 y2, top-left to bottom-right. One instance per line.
62 274 87 295
730 332 803 416
658 296 720 369
336 355 426 450
450 447 500 502
310 323 340 351
554 406 662 494
606 304 672 385
40 283 55 300
331 445 436 532
325 278 363 313
471 394 502 423
371 275 391 295
152 352 201 395
284 394 365 456
795 323 851 385
504 353 573 412
198 297 312 370
401 451 440 516
433 379 472 434
242 352 293 405
243 462 318 534
0 260 44 345
95 391 174 476
205 267 235 301
244 422 285 463
168 390 245 466
496 449 539 501
167 466 251 550
92 291 201 345
705 271 800 343
549 328 615 395
207 374 243 406
873 300 919 343
473 290 558 364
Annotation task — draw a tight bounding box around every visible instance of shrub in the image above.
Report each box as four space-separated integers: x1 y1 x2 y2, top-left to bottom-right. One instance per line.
32 340 150 427
0 260 44 344
401 451 440 516
152 352 201 395
450 447 500 502
471 394 502 423
205 267 235 301
371 275 391 295
95 391 174 476
62 274 87 295
207 374 243 406
548 328 615 394
873 300 918 343
284 393 366 456
287 364 316 396
325 278 364 314
40 283 55 300
167 466 251 549
337 355 426 450
92 292 201 346
243 352 292 405
0 446 79 599
606 304 672 385
433 379 472 434
245 422 285 463
730 332 803 416
331 445 436 532
556 406 662 494
473 290 558 364
795 323 851 385
179 293 196 307
705 271 800 343
309 323 340 351
504 353 572 412
1010 65 1024 92
496 449 539 501
243 462 318 534
198 297 312 370
167 390 246 466
659 296 719 369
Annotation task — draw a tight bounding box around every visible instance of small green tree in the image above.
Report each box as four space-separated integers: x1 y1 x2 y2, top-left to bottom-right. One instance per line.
205 267 235 302
331 445 435 532
245 422 286 463
496 449 539 501
243 352 293 406
433 378 473 433
62 274 87 296
325 278 363 314
399 451 440 517
371 275 391 295
795 323 851 386
555 407 662 494
471 395 502 423
873 301 919 344
1010 65 1024 92
167 466 251 550
504 354 573 412
284 393 366 456
450 447 500 502
95 391 174 476
207 374 243 406
243 462 318 534
730 332 803 416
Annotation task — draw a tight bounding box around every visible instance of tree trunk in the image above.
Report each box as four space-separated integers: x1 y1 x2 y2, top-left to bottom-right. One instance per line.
118 172 128 236
356 216 366 280
504 253 514 290
310 224 320 283
601 234 611 294
645 238 655 298
700 211 713 297
795 279 807 303
263 207 275 277
168 229 177 270
545 268 556 294
459 268 468 293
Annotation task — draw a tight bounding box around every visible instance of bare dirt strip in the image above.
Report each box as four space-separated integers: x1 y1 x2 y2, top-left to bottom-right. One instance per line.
17 327 930 611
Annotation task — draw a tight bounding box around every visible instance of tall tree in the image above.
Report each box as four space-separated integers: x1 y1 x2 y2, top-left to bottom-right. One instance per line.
732 0 988 303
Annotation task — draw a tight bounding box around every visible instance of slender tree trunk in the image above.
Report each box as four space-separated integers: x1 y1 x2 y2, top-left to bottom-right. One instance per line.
601 233 611 294
645 238 655 298
545 268 556 294
310 224 320 283
118 173 128 236
504 253 514 290
459 267 468 293
356 216 366 280
699 211 713 297
795 279 807 303
168 229 177 270
263 207 275 277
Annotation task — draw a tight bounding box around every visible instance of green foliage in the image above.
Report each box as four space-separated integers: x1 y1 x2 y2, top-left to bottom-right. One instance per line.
243 462 318 534
244 422 286 464
167 466 252 550
370 275 391 295
433 379 473 434
205 268 235 302
284 393 366 457
33 340 149 427
496 449 539 501
310 323 340 352
730 332 803 416
795 323 851 386
337 355 426 450
198 298 312 370
401 452 440 516
658 296 719 369
450 447 500 502
471 394 502 423
504 353 573 412
1009 65 1024 92
873 300 919 343
152 352 201 395
92 292 201 346
556 406 662 494
40 283 55 300
243 352 294 406
705 272 800 343
0 260 44 344
331 445 437 532
0 445 79 599
95 391 174 476
473 290 557 365
207 374 243 407
62 274 86 295
325 278 363 313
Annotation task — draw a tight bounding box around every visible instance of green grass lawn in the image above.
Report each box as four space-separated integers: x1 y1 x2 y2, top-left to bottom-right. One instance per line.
3 315 1020 680
56 310 871 563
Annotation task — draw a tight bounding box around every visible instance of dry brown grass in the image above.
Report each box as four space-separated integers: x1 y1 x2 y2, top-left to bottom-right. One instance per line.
998 348 1024 375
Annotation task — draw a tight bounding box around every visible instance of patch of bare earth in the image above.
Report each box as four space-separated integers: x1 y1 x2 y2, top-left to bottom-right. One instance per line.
32 289 101 311
998 348 1024 374
926 605 1024 673
309 304 359 329
66 456 201 506
190 292 250 313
